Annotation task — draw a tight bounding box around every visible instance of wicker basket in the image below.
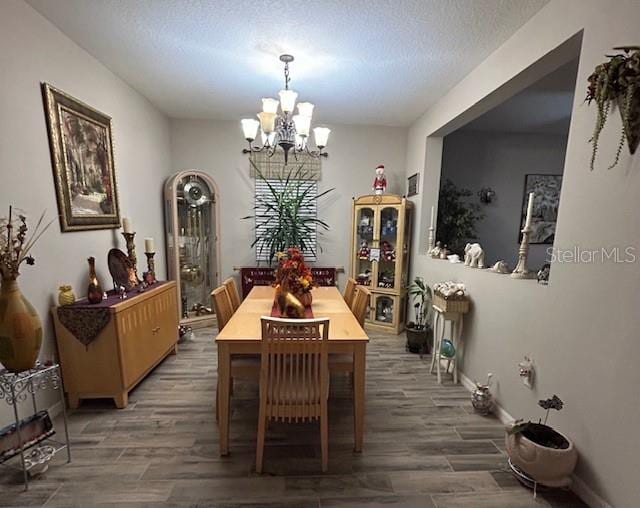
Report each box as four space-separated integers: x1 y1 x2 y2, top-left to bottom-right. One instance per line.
433 292 470 314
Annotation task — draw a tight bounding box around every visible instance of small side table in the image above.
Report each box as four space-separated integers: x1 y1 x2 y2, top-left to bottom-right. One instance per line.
430 305 465 384
0 363 72 490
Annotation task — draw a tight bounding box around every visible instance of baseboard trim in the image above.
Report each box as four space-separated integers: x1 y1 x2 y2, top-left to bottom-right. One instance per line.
458 372 610 508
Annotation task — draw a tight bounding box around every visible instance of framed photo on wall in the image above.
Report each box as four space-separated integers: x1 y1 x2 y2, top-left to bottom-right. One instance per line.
407 173 419 197
42 83 120 232
519 174 563 244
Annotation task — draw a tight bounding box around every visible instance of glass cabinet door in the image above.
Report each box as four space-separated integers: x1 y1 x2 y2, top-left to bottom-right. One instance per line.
373 294 396 326
354 206 375 287
377 206 399 291
175 175 217 319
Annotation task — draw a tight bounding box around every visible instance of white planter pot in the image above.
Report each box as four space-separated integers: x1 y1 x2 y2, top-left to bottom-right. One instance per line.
505 424 578 487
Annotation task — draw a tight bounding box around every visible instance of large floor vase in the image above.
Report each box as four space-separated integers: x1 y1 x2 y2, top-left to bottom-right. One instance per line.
505 424 577 487
0 279 43 373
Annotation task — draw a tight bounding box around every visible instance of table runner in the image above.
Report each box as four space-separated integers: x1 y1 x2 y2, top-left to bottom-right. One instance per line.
57 282 168 347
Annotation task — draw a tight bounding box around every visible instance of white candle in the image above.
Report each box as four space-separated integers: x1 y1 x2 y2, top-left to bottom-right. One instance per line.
122 217 133 233
430 206 435 229
524 192 535 229
144 237 155 253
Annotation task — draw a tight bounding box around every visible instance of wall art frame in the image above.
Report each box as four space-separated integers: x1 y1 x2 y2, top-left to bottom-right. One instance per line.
42 83 120 232
407 173 419 197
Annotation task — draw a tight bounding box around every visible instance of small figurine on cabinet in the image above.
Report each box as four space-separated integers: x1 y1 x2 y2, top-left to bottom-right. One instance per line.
537 263 551 285
439 244 450 260
489 260 510 274
356 269 372 286
358 241 370 260
429 241 442 258
372 165 387 195
381 240 396 262
382 218 396 236
378 271 395 288
464 242 485 269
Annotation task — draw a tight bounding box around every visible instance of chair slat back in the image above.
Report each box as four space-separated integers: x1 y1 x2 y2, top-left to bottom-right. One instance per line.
211 286 234 331
344 277 357 309
223 277 242 312
259 317 330 422
351 286 371 327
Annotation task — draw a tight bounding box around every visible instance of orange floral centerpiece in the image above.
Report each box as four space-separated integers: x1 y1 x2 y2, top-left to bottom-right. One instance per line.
273 247 314 311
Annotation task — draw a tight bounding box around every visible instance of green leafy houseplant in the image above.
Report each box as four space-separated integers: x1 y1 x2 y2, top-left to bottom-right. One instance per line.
243 160 335 264
436 179 484 255
586 46 640 170
406 277 433 354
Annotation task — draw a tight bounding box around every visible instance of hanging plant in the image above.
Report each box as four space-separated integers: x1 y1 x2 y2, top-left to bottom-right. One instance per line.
586 46 640 170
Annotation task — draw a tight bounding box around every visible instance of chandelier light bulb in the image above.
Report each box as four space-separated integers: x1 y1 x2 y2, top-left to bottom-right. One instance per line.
293 114 311 137
278 89 298 113
261 98 279 114
313 126 331 149
257 112 276 134
297 102 315 118
241 118 259 141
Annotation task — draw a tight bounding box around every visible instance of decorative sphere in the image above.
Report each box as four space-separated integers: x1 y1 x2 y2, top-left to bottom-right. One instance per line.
440 339 456 358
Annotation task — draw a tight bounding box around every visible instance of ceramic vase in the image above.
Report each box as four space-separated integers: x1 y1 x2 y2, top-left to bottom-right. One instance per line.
87 257 103 304
57 285 76 306
471 383 493 415
0 278 43 373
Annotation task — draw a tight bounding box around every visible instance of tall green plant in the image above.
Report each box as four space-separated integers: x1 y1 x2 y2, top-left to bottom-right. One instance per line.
242 160 335 264
436 179 484 255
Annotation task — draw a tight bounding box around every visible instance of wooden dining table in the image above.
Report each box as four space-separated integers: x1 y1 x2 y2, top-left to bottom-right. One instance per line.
215 285 369 456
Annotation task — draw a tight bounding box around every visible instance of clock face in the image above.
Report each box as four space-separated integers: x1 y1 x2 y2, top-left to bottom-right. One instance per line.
183 180 210 207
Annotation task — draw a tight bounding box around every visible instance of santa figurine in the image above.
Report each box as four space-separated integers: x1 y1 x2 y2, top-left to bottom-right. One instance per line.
372 165 387 195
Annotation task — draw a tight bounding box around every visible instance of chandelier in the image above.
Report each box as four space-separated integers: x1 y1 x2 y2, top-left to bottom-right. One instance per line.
241 54 330 164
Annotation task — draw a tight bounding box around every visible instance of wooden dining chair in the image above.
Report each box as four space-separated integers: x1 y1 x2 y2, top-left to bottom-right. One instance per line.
211 286 234 331
212 285 259 420
343 277 357 309
223 277 242 312
257 317 330 473
351 285 371 327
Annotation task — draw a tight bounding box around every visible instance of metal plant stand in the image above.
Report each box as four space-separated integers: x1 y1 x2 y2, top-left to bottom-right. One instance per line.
0 362 71 490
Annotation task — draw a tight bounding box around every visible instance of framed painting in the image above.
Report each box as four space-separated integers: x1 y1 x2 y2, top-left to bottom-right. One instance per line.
407 173 419 197
519 174 563 244
42 83 120 231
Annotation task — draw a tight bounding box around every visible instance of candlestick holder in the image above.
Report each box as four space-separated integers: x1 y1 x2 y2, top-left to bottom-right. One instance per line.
144 252 157 284
121 232 140 282
511 226 536 279
427 225 435 253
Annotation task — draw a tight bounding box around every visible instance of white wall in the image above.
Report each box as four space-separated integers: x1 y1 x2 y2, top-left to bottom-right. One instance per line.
170 119 407 288
441 131 568 268
406 1 640 506
0 0 171 422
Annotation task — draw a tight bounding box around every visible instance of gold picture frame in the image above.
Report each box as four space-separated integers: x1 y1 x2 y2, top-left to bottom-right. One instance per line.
42 83 120 232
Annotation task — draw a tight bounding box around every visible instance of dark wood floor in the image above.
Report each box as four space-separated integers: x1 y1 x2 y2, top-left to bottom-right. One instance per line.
1 328 586 507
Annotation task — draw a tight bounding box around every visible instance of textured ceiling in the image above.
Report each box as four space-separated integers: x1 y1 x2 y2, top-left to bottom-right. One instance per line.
461 58 579 134
26 0 549 126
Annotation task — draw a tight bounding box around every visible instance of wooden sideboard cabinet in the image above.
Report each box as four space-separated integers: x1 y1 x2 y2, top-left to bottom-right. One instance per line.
52 281 179 409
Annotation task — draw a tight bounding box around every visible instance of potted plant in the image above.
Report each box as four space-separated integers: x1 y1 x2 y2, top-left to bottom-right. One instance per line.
242 160 334 265
586 46 640 170
405 277 433 354
436 179 484 256
506 395 578 488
